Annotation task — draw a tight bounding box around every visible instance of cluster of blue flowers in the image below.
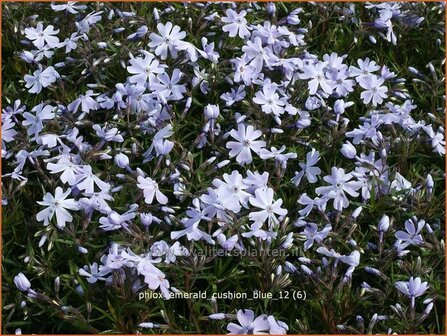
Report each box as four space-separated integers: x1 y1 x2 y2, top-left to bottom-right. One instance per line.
3 2 445 334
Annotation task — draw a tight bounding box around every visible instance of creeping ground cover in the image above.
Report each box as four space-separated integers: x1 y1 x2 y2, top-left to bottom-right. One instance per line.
1 1 446 334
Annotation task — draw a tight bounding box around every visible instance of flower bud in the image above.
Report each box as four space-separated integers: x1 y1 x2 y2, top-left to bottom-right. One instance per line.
76 285 84 296
333 99 346 114
139 322 160 328
38 235 47 247
426 174 434 194
408 66 420 76
14 273 31 292
287 14 300 25
209 313 226 320
204 104 220 119
352 206 362 219
153 8 160 21
341 141 356 159
140 212 154 226
267 2 276 16
78 246 88 254
114 153 129 168
284 261 298 273
217 160 230 168
378 215 390 232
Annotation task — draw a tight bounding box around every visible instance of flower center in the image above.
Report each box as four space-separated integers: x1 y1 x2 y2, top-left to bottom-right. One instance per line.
266 205 273 213
242 139 251 147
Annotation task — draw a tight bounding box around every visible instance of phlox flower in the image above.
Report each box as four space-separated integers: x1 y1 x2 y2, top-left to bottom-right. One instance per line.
358 75 388 106
76 165 110 194
395 217 425 247
339 250 361 278
76 11 103 34
220 85 246 106
395 276 429 308
36 187 80 228
390 172 412 193
227 309 269 334
226 124 266 165
213 170 251 208
137 259 170 298
232 57 260 85
79 190 114 214
216 234 241 252
62 32 82 53
299 61 334 95
67 90 99 114
151 241 189 263
24 66 59 94
349 58 381 81
170 207 214 244
127 51 165 87
249 187 287 228
201 187 238 220
253 21 286 48
242 37 279 72
242 223 278 243
315 167 361 211
424 125 446 155
197 37 220 63
2 115 17 147
24 22 60 49
221 9 251 38
267 316 289 334
317 246 342 261
99 207 137 231
46 154 83 185
292 149 322 186
92 124 124 143
22 103 55 137
345 114 382 144
327 69 355 97
137 176 168 205
149 22 186 60
151 69 186 101
259 145 297 168
253 84 285 116
79 262 110 284
104 244 134 269
244 170 269 193
51 2 87 14
301 223 332 250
